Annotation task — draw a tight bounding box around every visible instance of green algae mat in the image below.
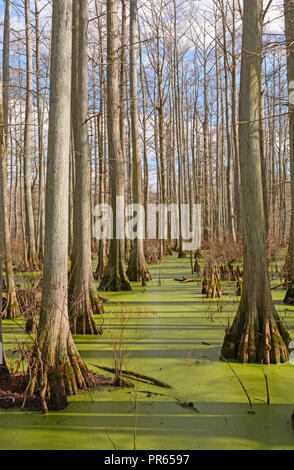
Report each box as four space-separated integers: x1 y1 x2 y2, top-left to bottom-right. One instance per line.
1 254 294 450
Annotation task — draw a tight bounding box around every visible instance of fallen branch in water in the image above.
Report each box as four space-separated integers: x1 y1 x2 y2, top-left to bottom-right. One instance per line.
270 281 292 291
91 364 172 389
174 278 200 283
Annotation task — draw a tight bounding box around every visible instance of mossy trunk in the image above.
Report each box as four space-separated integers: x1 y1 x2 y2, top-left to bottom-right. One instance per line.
70 279 103 335
127 240 151 282
221 0 290 364
26 0 90 412
99 250 132 292
28 316 91 412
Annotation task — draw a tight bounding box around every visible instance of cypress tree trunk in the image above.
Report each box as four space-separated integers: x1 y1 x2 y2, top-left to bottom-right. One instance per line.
94 2 107 279
69 0 103 334
221 0 290 364
283 0 294 303
28 0 90 412
24 0 39 269
35 0 46 261
127 0 151 282
0 0 20 319
99 0 131 292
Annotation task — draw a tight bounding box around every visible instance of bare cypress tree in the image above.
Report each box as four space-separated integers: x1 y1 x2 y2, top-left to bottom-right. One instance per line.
28 0 90 413
24 0 39 269
127 0 151 282
69 0 103 334
99 0 131 292
0 0 20 319
119 0 127 265
284 0 294 302
94 0 107 279
35 0 46 261
221 0 290 364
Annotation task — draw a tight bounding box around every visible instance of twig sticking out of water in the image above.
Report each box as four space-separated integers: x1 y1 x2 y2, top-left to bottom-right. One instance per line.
133 384 138 450
262 366 270 405
201 341 253 408
105 427 117 450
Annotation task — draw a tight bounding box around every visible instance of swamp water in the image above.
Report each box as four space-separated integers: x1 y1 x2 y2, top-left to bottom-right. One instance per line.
1 254 294 450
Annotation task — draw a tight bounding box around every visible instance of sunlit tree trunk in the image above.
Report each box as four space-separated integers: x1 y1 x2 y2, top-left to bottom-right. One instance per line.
0 0 20 319
69 0 103 334
99 0 131 291
221 0 290 364
35 0 46 261
24 0 39 269
284 0 294 302
28 0 90 413
127 0 151 282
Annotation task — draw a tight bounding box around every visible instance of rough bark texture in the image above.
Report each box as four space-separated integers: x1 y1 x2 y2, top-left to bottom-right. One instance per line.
35 0 46 261
0 173 10 379
28 0 90 412
69 0 103 334
0 0 20 319
221 0 290 364
284 0 294 304
24 0 39 269
127 0 151 283
99 0 131 292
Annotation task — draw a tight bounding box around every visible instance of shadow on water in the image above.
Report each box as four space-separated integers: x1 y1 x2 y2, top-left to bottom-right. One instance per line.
0 400 293 450
1 254 294 449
